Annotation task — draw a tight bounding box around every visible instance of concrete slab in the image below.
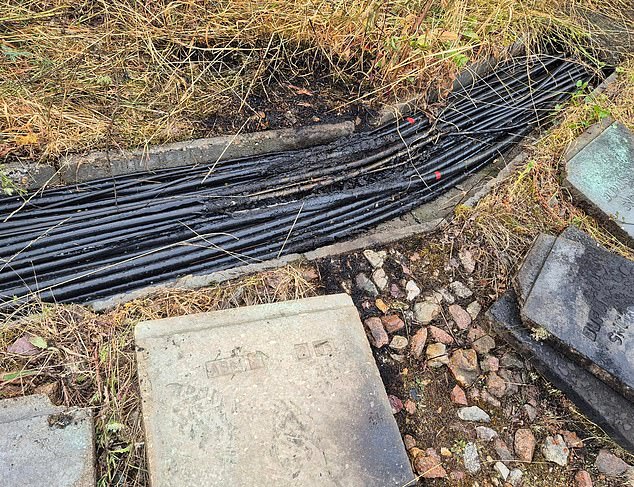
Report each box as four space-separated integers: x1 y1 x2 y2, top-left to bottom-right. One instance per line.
0 394 95 486
560 225 604 247
487 291 634 453
135 294 415 486
521 230 634 400
513 226 608 304
513 233 556 304
565 121 634 243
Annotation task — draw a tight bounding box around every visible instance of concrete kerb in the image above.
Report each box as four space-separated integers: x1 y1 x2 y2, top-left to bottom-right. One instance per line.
3 163 63 191
5 121 355 189
60 122 356 184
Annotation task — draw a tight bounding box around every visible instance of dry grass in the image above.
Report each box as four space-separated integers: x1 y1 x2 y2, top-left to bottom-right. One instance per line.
449 63 634 461
455 57 634 295
1 0 632 163
0 263 320 486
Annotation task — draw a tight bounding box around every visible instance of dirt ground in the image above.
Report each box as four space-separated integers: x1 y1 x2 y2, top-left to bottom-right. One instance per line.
317 231 633 486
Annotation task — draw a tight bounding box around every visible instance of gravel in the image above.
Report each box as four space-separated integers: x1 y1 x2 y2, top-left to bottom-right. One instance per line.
457 406 491 423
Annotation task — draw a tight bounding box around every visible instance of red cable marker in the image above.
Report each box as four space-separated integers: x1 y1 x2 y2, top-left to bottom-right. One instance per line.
434 171 442 181
406 117 416 124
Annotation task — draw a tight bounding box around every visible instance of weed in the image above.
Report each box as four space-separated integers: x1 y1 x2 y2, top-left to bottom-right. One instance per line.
450 438 468 455
0 263 320 486
0 166 24 196
531 327 552 342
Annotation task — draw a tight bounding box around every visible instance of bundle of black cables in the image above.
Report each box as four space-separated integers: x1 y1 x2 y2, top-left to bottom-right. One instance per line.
0 54 600 308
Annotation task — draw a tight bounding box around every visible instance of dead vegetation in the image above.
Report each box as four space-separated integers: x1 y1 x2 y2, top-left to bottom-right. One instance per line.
0 264 319 486
455 58 634 298
1 0 632 162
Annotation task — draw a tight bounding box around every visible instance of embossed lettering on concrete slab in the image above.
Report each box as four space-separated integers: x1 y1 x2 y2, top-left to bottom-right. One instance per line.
521 231 634 398
135 294 414 486
565 122 634 241
0 395 95 486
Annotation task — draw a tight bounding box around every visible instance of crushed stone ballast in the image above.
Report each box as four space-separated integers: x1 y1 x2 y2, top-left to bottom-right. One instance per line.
0 55 601 307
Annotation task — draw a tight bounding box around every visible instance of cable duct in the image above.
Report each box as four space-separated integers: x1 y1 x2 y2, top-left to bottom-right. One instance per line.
0 55 598 307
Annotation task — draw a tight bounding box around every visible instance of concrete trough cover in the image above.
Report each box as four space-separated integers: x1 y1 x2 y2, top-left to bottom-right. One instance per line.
487 291 634 452
135 294 414 486
520 229 634 399
513 233 556 304
0 394 95 486
565 121 634 242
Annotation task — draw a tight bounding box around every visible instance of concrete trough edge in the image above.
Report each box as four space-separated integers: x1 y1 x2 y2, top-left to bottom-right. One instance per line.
5 121 355 189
